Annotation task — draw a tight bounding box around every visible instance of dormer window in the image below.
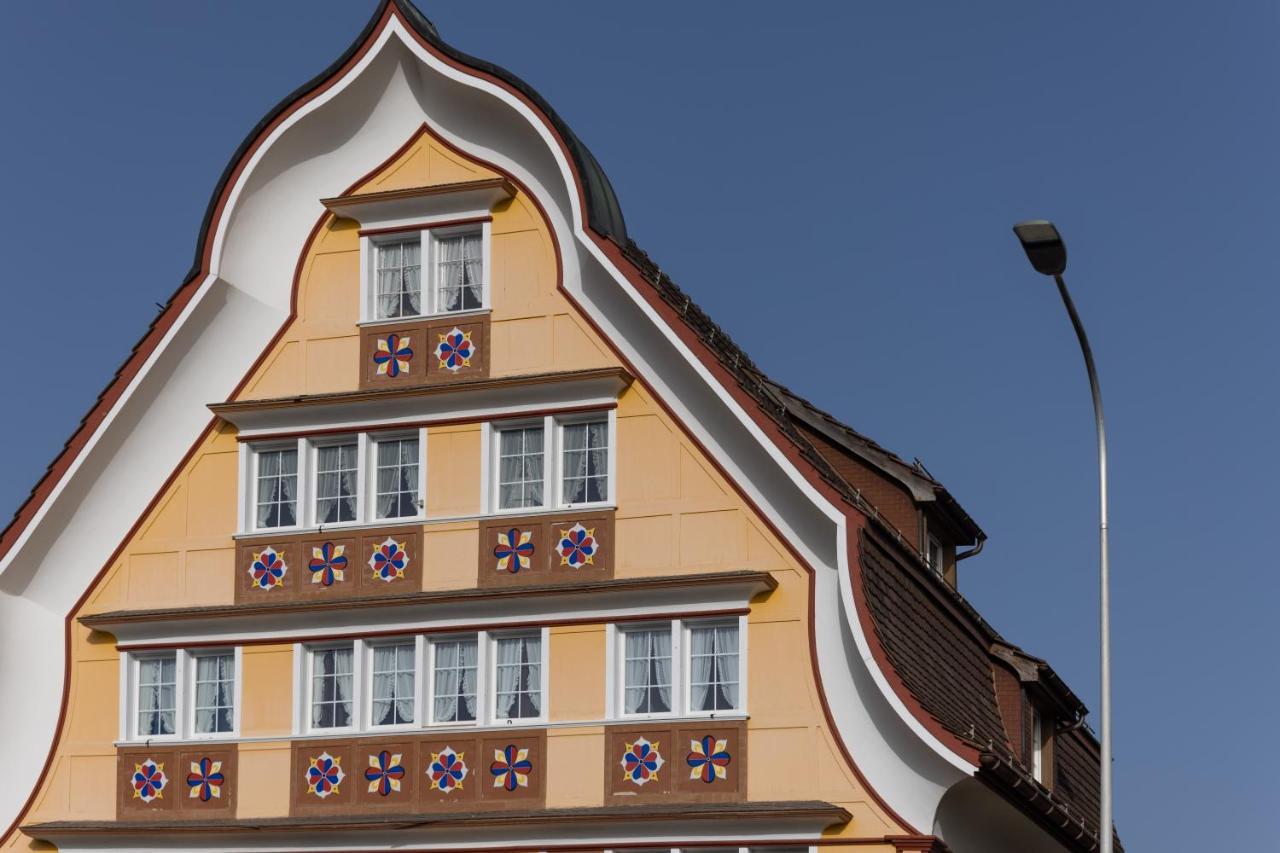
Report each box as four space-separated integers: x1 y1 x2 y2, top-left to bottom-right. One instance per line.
1031 707 1044 782
367 224 488 321
927 535 944 576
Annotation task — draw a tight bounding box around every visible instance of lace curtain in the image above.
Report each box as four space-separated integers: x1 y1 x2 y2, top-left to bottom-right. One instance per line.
255 449 297 528
437 233 483 312
562 421 608 503
371 644 415 726
689 624 739 711
137 656 176 736
623 629 672 714
316 444 358 523
495 636 540 718
194 654 234 734
432 639 478 723
311 648 353 728
376 240 421 318
498 428 544 509
376 439 418 519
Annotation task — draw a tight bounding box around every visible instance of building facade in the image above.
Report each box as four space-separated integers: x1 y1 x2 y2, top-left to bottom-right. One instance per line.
0 3 1113 852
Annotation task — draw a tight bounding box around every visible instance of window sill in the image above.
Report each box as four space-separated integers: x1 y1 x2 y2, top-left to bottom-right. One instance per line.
357 308 490 329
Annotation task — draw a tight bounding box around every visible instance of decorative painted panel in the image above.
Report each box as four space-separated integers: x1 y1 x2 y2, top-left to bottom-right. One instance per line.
288 731 545 816
235 526 422 605
117 747 237 820
603 721 745 804
477 510 614 588
357 313 489 390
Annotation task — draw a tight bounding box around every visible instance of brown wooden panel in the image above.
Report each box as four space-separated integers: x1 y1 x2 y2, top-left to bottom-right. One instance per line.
176 747 237 816
419 736 481 808
360 324 424 388
477 510 614 588
604 723 675 802
291 740 356 813
352 739 417 808
425 316 488 383
235 539 301 603
118 748 179 818
296 534 361 600
478 732 545 808
357 527 423 593
235 524 421 605
672 722 746 800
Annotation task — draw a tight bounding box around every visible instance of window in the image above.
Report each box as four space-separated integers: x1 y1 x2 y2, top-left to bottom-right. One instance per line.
430 636 478 724
124 649 239 741
1031 708 1044 782
493 633 543 721
255 447 298 529
309 645 355 730
191 652 235 735
622 626 672 715
374 436 420 520
364 225 488 322
435 232 483 312
136 653 177 737
315 441 359 524
489 413 614 513
927 535 944 576
688 623 740 712
369 642 416 727
561 420 609 505
243 431 427 533
497 425 545 510
610 617 746 719
374 239 422 319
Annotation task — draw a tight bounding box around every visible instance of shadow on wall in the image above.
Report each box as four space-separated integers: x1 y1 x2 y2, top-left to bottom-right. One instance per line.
934 777 1076 853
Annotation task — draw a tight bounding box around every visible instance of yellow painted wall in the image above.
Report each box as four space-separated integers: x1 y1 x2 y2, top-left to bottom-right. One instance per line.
5 129 906 847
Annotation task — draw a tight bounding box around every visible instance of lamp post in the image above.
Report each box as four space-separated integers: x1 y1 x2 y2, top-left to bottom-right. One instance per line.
1011 220 1112 853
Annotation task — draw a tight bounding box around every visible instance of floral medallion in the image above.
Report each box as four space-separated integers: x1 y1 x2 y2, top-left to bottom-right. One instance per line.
369 538 409 582
434 327 474 373
557 523 597 569
131 759 168 803
308 541 348 587
185 757 225 802
489 744 533 792
304 752 345 798
686 735 732 784
364 750 405 797
620 737 664 787
427 746 468 794
373 334 414 378
249 546 287 591
493 528 535 574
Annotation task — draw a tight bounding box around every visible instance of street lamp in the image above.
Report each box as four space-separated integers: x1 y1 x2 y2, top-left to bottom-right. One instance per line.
1012 220 1112 853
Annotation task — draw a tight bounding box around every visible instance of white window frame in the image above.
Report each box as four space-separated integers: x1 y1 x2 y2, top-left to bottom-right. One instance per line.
367 430 427 524
486 411 617 515
606 615 748 721
301 641 362 736
121 648 242 743
310 434 365 529
360 221 492 324
1031 707 1044 782
927 534 944 576
425 633 485 728
363 635 423 733
488 627 550 726
244 438 307 534
239 430 427 535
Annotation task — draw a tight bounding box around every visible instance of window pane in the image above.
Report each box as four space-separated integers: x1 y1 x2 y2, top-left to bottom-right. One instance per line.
137 654 177 737
436 232 483 313
371 642 416 726
310 646 353 729
315 442 359 524
431 637 478 723
193 653 235 734
623 627 672 714
689 624 740 712
255 448 297 529
562 419 608 505
375 238 422 319
497 427 545 510
494 634 541 719
375 438 419 519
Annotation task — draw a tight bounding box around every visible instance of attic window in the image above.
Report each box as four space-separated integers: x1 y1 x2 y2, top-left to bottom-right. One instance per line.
927 535 944 576
367 224 488 321
1031 707 1044 782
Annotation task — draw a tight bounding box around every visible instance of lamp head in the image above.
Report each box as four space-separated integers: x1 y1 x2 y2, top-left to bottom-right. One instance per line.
1013 220 1067 276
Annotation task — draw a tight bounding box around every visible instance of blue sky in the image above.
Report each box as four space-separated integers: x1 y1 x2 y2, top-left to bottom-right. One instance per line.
1 2 1275 848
